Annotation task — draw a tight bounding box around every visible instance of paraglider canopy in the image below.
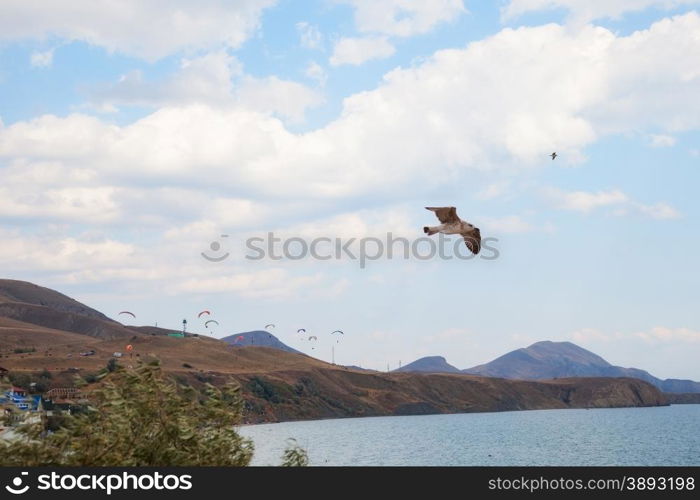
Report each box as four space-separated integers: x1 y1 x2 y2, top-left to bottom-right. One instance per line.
265 324 275 329
297 328 306 333
307 335 318 350
126 344 134 351
198 310 211 318
331 330 344 335
119 311 136 318
205 320 219 328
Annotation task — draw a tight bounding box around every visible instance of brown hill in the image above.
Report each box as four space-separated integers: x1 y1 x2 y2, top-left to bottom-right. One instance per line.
0 301 137 341
0 328 669 425
394 356 460 373
228 371 667 423
220 331 301 353
0 279 138 340
0 279 113 322
462 341 700 394
0 280 671 424
0 316 100 351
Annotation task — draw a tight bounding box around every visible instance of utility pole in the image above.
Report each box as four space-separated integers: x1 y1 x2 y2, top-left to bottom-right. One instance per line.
182 319 187 335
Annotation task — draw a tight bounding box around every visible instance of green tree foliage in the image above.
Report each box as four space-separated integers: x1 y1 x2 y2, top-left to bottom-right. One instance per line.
106 358 118 373
8 372 31 389
0 361 307 466
281 439 309 467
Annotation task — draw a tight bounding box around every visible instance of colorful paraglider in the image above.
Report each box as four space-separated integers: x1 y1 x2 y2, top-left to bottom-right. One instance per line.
198 310 211 318
126 345 133 351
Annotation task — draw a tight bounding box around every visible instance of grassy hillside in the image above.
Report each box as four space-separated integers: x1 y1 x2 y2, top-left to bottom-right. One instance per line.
0 280 671 424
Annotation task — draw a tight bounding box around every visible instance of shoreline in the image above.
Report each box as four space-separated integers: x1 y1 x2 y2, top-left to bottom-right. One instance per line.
239 400 692 427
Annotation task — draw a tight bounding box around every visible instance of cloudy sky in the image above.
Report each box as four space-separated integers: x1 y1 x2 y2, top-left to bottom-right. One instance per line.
1 0 699 378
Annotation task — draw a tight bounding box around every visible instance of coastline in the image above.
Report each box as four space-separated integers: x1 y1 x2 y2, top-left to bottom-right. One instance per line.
226 369 670 425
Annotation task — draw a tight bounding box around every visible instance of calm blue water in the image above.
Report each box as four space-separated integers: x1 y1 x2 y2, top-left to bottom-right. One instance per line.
240 405 700 466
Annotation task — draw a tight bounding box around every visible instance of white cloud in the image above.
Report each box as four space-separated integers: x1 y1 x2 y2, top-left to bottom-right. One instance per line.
88 52 322 123
1 15 699 212
0 229 136 273
649 133 677 147
296 21 323 49
625 202 681 219
330 36 396 66
30 48 54 68
305 61 328 87
503 0 700 24
642 326 700 343
173 269 325 299
570 326 700 343
0 185 120 223
0 0 277 60
272 207 416 241
543 187 680 219
544 187 629 212
235 75 324 123
0 225 347 301
340 0 466 37
90 51 241 110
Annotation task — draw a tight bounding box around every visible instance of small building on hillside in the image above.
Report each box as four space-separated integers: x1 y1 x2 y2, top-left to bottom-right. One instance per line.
9 387 27 398
44 388 87 415
4 387 32 410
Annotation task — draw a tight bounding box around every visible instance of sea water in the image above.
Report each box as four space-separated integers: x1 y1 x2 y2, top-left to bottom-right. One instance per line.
239 404 700 466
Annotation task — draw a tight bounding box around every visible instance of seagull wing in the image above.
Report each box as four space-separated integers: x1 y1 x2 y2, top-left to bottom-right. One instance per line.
426 206 460 224
462 227 481 255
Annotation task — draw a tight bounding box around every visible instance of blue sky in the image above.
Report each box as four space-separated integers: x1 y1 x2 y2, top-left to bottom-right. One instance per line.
1 0 699 378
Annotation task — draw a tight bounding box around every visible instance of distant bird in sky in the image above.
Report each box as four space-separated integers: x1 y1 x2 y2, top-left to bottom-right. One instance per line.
550 152 557 160
423 207 481 255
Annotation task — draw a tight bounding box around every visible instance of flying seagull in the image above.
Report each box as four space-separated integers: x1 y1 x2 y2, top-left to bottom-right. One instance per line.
550 152 557 160
423 207 481 255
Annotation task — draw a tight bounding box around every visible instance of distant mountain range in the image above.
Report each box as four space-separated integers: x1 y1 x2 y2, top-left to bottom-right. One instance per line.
0 279 682 422
1 278 696 400
398 341 700 393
